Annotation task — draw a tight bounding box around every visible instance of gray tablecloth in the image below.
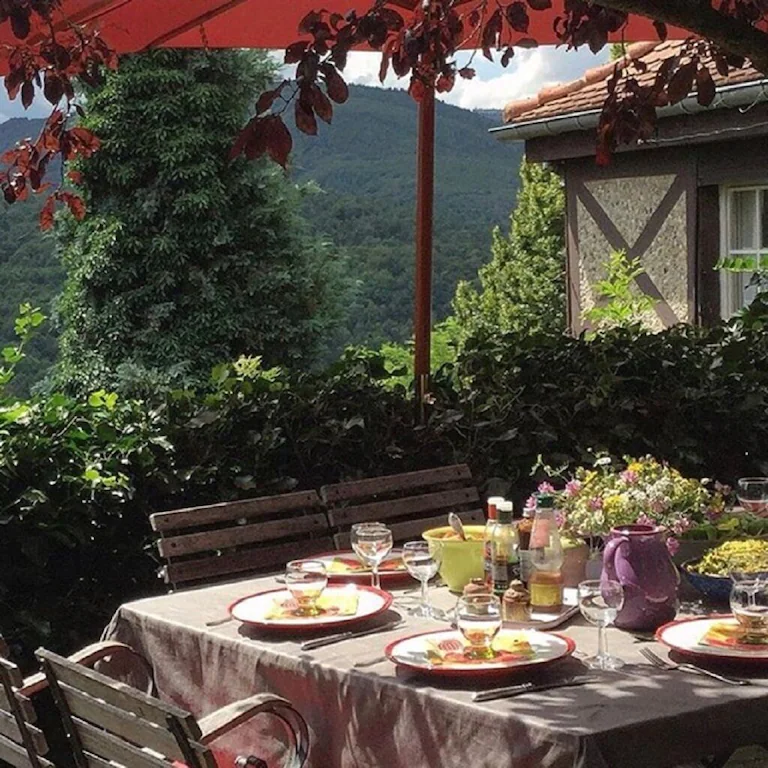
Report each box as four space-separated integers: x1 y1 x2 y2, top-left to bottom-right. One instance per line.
103 576 768 768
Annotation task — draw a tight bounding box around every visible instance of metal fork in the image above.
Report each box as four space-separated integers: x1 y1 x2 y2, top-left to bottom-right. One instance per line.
640 647 751 686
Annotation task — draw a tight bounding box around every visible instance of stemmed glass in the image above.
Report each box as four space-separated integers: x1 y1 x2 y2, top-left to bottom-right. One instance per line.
737 478 768 517
578 580 625 670
351 522 393 589
402 541 442 618
285 560 328 616
730 571 768 642
456 593 502 660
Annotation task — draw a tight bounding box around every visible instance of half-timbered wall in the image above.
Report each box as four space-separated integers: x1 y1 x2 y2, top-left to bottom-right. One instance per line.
564 150 697 333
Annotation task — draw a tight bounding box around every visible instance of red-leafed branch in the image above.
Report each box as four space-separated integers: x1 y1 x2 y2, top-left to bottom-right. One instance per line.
239 0 767 169
0 1 117 228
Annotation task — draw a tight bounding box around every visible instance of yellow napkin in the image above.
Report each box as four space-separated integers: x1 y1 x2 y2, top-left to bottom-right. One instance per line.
265 592 360 620
424 632 536 665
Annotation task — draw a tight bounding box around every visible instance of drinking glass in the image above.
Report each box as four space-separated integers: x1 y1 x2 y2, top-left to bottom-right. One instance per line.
285 560 328 616
351 522 393 589
456 593 502 660
730 571 768 642
736 478 768 517
578 579 625 670
402 541 442 618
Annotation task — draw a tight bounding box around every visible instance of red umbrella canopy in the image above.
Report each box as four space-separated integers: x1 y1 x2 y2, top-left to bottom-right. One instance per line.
0 0 679 59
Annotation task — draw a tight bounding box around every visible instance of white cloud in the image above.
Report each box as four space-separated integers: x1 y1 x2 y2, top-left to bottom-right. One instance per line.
339 44 608 111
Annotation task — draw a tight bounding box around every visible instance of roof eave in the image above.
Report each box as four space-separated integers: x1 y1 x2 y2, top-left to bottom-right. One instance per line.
491 79 768 142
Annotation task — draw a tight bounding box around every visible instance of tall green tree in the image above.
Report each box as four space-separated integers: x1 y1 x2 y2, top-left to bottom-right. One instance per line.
55 49 337 394
452 159 566 344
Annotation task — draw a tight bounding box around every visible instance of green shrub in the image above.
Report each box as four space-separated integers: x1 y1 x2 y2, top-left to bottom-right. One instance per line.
3 321 768 658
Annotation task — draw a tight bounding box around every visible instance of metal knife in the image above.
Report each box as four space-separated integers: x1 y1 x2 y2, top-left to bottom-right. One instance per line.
300 620 404 651
473 676 598 703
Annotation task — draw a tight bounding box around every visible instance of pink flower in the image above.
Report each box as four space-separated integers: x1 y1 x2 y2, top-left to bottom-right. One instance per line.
538 481 556 494
555 511 566 529
621 469 638 484
588 497 603 511
565 480 581 497
671 518 692 536
636 513 654 527
525 495 537 513
650 498 666 515
666 537 680 556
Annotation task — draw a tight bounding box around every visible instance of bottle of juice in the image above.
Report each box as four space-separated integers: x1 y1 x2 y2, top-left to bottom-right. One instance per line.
482 497 504 591
491 501 520 597
528 493 564 609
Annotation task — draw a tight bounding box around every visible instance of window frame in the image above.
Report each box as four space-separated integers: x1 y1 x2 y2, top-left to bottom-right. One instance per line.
719 184 768 319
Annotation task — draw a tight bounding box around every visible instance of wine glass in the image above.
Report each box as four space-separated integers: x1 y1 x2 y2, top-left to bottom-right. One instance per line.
456 593 502 660
730 571 768 642
285 560 328 616
402 541 442 618
351 522 393 589
578 580 625 670
737 478 768 517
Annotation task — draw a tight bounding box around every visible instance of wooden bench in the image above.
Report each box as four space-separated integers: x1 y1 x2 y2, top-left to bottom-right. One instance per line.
150 490 333 589
321 464 485 549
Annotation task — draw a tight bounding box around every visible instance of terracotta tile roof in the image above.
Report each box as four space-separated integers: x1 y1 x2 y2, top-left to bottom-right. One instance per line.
503 40 764 125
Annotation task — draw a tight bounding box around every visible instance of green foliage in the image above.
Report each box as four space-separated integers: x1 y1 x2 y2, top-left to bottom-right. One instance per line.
582 250 659 333
452 159 566 347
378 317 460 388
0 303 45 391
54 49 337 394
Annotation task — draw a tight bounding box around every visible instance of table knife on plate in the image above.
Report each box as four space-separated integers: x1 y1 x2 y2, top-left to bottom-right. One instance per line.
473 676 598 702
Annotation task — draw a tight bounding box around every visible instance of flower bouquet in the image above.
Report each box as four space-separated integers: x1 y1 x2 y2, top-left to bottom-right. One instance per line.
534 456 728 557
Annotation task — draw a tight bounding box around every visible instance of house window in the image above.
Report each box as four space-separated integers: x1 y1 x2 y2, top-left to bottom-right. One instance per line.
720 186 768 318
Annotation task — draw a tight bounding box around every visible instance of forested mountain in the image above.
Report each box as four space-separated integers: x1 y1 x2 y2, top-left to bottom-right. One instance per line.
0 88 522 390
292 85 523 351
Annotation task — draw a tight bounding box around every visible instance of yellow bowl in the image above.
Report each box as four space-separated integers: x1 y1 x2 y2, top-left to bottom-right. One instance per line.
422 525 486 593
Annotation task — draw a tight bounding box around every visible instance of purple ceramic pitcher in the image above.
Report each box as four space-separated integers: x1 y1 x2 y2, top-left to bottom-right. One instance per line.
601 524 678 631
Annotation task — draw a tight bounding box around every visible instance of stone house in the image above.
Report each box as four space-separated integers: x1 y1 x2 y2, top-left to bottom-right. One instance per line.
494 40 768 332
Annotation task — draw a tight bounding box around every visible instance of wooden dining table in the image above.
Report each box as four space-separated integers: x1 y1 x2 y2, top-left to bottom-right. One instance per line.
103 574 768 768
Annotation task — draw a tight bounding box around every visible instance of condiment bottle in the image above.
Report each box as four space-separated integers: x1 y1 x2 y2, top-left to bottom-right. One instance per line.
502 580 530 623
528 493 564 609
483 497 504 591
518 504 534 586
491 500 520 597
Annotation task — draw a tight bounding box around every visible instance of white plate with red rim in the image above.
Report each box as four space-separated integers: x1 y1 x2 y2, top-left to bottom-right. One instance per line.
656 615 768 664
384 628 575 679
229 584 393 631
296 550 409 584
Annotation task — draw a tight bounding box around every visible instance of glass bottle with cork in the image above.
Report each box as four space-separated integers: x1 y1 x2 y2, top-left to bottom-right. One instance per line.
491 500 520 597
528 493 564 609
482 497 504 591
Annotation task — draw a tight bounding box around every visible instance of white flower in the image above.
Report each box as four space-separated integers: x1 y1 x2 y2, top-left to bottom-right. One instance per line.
595 457 612 466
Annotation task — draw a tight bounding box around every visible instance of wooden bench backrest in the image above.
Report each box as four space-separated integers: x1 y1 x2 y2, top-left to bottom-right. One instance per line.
36 649 216 768
321 464 485 548
0 653 53 768
150 490 333 589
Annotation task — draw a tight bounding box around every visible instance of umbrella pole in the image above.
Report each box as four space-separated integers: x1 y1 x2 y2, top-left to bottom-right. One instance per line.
414 84 435 425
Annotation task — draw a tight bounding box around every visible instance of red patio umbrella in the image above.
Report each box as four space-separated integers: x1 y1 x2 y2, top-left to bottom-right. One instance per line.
0 1 681 415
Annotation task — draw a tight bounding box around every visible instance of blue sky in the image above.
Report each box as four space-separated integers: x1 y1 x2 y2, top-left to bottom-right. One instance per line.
340 45 608 110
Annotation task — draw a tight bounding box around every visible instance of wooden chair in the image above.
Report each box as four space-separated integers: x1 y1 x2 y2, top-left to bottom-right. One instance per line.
0 654 52 768
36 648 309 768
321 464 485 548
1 635 158 768
150 490 333 590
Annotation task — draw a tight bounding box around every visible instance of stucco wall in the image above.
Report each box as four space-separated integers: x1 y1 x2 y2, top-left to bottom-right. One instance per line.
573 173 690 332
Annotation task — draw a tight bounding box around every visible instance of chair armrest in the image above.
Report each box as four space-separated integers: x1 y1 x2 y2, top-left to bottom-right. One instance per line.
20 642 156 698
198 694 309 767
